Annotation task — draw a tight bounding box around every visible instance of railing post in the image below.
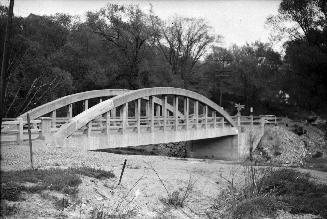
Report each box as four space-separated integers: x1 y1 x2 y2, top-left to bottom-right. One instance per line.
150 96 154 132
213 111 216 128
40 117 52 140
105 112 110 136
194 100 198 129
84 99 88 111
250 114 254 128
67 104 73 119
136 99 141 134
156 105 160 117
204 105 208 129
121 103 128 134
222 117 225 129
87 122 91 137
237 115 241 127
145 101 149 118
260 117 265 133
184 97 189 130
174 96 178 131
163 95 167 131
17 117 24 144
51 110 56 129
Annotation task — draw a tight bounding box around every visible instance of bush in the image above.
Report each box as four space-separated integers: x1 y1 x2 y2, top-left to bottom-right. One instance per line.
1 168 82 202
1 183 24 201
232 195 287 219
210 168 327 218
0 201 18 217
1 167 115 204
70 167 115 179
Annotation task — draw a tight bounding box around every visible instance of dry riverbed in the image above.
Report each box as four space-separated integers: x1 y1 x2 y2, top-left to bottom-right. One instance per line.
1 140 326 218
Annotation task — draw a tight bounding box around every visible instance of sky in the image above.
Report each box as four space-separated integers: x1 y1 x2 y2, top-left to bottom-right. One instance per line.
1 0 281 48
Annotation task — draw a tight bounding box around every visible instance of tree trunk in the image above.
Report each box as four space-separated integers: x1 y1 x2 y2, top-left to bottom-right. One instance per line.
0 0 15 143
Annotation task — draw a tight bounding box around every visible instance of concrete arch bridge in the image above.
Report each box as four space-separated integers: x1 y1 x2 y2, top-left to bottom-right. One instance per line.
4 87 244 160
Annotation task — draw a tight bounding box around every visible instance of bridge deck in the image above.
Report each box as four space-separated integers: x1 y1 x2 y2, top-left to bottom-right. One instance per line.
63 123 238 150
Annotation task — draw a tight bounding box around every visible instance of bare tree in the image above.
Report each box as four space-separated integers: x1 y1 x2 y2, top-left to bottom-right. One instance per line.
151 15 214 87
87 4 156 89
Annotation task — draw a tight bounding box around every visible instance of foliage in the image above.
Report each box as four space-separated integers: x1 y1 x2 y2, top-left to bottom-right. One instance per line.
209 167 327 218
1 1 326 117
0 167 115 202
266 0 327 111
151 15 215 88
0 201 18 217
70 167 115 179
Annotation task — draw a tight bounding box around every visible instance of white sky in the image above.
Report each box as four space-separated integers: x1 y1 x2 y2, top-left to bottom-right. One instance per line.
1 0 281 48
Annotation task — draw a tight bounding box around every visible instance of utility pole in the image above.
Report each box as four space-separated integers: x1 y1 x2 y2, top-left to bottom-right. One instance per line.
215 58 232 106
0 0 15 142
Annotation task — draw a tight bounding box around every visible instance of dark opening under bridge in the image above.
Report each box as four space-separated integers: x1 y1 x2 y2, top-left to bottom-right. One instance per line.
2 87 264 160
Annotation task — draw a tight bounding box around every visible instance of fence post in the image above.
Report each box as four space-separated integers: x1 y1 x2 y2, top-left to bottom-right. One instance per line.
17 117 24 144
27 113 34 170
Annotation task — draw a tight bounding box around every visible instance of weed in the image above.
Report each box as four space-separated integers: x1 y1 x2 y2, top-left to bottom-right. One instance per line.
147 162 196 208
70 167 115 179
209 167 327 218
1 168 82 202
54 197 70 211
0 201 18 217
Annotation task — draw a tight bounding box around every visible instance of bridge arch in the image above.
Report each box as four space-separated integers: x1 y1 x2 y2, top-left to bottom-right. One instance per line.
54 87 236 146
19 89 183 121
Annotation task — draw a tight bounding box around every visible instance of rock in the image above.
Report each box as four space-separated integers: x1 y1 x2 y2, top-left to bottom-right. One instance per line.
293 125 306 136
312 151 323 158
253 126 307 166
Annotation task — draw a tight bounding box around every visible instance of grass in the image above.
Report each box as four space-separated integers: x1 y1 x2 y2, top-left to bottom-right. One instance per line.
0 201 18 217
1 167 115 202
304 157 327 172
209 167 327 219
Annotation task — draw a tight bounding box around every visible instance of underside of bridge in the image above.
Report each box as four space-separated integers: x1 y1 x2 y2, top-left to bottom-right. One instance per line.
188 135 239 160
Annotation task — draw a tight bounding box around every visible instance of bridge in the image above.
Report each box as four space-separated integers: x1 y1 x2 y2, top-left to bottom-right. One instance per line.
1 87 279 160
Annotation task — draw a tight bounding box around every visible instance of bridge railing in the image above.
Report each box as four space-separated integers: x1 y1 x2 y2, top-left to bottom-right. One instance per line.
74 115 233 136
1 114 284 145
230 115 284 126
1 118 44 144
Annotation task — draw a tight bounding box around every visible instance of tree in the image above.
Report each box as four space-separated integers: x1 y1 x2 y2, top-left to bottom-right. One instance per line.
151 15 214 88
87 4 156 89
1 0 14 138
203 42 282 111
267 0 327 110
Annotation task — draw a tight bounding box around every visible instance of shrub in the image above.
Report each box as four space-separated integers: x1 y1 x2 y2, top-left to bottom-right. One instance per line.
232 195 287 219
70 167 115 179
1 183 24 201
210 168 327 218
1 168 82 201
147 163 196 208
0 201 18 217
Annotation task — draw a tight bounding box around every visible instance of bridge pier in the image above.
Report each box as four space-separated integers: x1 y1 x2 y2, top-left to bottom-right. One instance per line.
187 135 239 161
